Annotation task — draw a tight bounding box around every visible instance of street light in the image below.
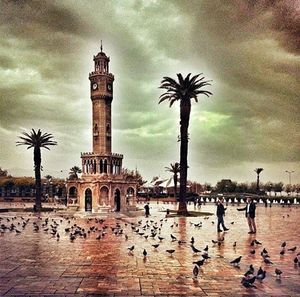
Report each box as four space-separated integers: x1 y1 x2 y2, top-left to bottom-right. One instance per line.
285 170 294 185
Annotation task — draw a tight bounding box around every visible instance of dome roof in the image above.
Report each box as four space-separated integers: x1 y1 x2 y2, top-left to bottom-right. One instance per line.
95 51 108 58
95 41 109 59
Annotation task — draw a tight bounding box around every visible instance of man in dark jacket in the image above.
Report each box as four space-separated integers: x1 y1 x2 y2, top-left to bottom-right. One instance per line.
237 197 256 234
216 197 229 232
144 203 150 217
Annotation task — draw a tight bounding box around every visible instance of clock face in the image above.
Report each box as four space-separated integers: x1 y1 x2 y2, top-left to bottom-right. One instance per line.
107 83 112 92
92 83 98 90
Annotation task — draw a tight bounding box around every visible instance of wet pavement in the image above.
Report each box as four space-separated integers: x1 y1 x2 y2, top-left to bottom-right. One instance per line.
0 202 299 296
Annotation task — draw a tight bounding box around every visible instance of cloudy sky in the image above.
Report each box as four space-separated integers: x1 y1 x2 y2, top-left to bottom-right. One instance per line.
0 0 299 185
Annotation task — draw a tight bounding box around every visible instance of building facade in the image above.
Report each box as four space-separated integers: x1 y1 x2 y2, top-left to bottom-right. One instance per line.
67 46 138 212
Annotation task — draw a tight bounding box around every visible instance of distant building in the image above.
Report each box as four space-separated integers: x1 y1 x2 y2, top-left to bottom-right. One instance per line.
66 45 138 212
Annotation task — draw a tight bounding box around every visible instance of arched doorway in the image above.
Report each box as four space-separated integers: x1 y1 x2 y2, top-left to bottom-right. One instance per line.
100 186 109 206
85 188 92 211
114 189 121 212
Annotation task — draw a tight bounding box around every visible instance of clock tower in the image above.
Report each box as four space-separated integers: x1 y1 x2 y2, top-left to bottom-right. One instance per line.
67 43 138 214
89 43 114 154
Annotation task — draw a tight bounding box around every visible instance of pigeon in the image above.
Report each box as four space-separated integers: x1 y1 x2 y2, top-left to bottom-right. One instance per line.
191 245 201 254
288 246 297 252
281 241 286 248
150 233 157 238
294 257 299 264
128 245 135 252
193 265 199 278
152 244 159 249
212 240 218 244
170 234 177 241
193 258 205 267
241 278 256 288
275 268 282 277
190 237 195 245
230 256 242 265
158 236 164 241
254 240 262 245
280 249 285 256
250 250 256 255
244 264 255 277
256 268 266 281
264 258 273 265
166 249 175 255
201 253 211 260
203 245 209 252
244 275 256 284
233 241 237 248
143 249 147 257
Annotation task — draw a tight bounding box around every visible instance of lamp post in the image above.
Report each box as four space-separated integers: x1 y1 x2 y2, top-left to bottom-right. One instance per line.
285 170 294 185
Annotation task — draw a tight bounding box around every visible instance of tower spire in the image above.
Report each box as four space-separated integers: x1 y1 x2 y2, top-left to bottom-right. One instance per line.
100 40 103 53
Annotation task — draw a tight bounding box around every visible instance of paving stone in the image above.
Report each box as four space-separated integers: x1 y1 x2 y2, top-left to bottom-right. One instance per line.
0 203 299 296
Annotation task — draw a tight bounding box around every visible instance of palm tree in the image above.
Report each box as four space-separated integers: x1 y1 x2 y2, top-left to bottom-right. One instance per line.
159 73 212 215
165 162 180 198
254 168 264 193
16 129 57 211
69 166 82 179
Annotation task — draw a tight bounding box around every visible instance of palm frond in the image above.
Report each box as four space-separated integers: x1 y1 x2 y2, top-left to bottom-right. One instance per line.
16 129 57 149
158 73 212 107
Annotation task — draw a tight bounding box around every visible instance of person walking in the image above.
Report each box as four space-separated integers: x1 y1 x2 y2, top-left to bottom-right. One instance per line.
144 203 150 217
237 197 257 234
216 197 229 232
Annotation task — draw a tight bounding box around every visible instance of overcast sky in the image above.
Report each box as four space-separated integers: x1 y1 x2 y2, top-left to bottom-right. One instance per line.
0 0 299 185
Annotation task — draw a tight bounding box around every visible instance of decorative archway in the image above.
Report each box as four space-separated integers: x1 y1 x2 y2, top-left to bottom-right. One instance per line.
100 186 109 206
85 188 92 211
126 187 135 205
114 188 121 212
68 186 78 204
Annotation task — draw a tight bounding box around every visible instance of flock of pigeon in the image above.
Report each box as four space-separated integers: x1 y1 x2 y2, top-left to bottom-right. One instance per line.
230 238 300 288
0 210 299 293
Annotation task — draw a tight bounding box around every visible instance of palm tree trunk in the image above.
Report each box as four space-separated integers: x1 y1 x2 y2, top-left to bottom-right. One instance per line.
178 100 190 215
174 174 178 198
34 147 42 212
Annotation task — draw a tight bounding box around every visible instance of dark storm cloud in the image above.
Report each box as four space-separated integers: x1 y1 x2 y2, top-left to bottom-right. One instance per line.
241 0 300 54
0 0 299 183
0 0 88 38
166 0 300 170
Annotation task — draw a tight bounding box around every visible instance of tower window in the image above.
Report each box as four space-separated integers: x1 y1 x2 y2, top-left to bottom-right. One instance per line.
93 124 99 136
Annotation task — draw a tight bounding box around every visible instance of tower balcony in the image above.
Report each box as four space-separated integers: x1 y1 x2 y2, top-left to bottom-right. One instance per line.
81 152 123 176
81 152 123 158
89 71 114 79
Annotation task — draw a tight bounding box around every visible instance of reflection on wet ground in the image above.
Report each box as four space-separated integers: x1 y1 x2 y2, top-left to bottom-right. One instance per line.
0 203 299 296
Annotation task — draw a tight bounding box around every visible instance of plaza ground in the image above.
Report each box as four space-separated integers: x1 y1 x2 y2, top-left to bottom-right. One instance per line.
0 202 299 296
